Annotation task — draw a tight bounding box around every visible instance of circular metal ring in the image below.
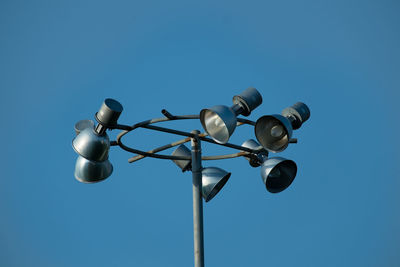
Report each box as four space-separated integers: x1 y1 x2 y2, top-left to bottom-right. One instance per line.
115 114 257 162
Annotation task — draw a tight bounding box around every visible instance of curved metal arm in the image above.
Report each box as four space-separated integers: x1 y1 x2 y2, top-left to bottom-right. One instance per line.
113 110 264 162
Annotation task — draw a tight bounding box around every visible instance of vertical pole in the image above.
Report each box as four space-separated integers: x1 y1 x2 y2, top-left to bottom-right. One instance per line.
191 130 205 267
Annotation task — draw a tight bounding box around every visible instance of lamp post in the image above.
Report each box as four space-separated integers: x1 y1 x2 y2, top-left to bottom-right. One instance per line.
72 88 310 267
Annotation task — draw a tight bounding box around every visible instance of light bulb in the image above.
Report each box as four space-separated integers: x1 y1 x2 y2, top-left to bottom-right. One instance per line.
270 125 284 137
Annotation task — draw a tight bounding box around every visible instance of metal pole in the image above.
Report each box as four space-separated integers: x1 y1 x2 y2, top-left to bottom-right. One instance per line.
191 130 205 267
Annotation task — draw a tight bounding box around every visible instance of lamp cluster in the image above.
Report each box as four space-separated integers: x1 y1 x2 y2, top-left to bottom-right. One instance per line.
72 88 310 200
193 87 310 200
72 99 123 183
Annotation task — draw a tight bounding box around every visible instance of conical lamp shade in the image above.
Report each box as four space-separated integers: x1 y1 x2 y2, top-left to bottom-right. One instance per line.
260 157 297 193
74 120 94 135
74 156 113 183
255 114 293 152
202 167 231 202
171 144 192 172
282 102 310 130
72 128 110 161
200 105 237 144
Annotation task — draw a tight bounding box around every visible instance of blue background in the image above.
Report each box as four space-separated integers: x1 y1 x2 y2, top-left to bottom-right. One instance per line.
1 0 399 266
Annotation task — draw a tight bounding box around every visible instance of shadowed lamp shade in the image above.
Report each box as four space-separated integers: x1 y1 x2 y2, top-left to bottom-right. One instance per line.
261 157 297 193
201 167 231 202
254 114 293 153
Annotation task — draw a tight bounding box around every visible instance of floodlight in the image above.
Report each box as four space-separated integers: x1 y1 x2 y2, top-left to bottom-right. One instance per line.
172 144 231 202
242 139 297 193
74 156 113 183
72 98 123 183
200 87 262 144
72 127 110 162
254 114 293 152
171 144 192 172
95 98 124 134
261 157 297 193
74 120 94 135
255 102 310 152
201 167 231 202
240 139 267 167
72 93 311 266
282 102 310 130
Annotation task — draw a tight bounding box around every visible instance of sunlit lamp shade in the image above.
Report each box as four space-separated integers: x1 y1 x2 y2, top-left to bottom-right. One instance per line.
201 167 231 202
74 156 113 183
72 128 110 161
261 157 297 193
200 105 237 144
254 114 293 152
200 87 263 144
171 145 231 202
74 120 94 135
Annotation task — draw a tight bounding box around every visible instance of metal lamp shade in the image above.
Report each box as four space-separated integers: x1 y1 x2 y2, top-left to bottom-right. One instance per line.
282 102 310 130
254 114 293 152
261 157 297 193
202 167 231 202
241 139 267 167
72 128 110 161
74 156 113 183
74 120 94 135
172 144 192 172
232 87 263 116
200 105 237 144
96 98 123 126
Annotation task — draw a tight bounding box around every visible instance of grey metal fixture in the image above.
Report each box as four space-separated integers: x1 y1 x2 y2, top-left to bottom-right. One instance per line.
71 91 310 267
74 156 113 183
74 119 94 135
242 139 297 193
72 98 124 183
255 102 310 152
172 144 231 202
72 128 110 162
200 87 262 144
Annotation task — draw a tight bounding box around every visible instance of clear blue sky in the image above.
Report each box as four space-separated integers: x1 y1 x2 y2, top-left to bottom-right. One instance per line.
1 1 399 266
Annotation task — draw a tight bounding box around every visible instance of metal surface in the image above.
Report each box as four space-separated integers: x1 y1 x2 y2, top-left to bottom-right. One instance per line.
72 128 110 162
200 105 237 144
232 87 263 116
201 167 231 202
96 98 123 126
115 119 260 162
128 135 198 163
191 130 204 267
171 144 232 201
260 157 297 193
254 114 293 152
126 121 254 163
172 144 192 171
282 102 311 130
74 156 113 183
142 124 257 153
74 119 94 135
241 139 268 167
72 96 310 267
